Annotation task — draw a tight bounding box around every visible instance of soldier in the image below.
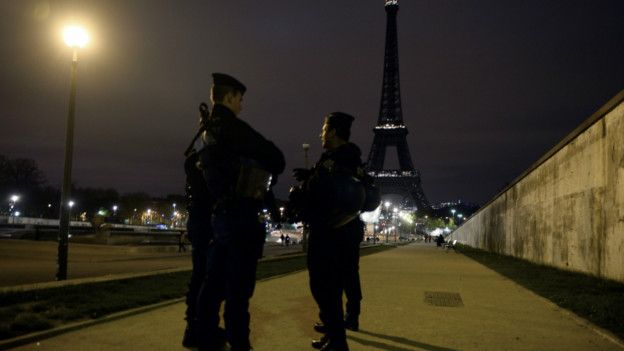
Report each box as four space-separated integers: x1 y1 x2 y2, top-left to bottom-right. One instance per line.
182 106 225 349
294 112 366 351
195 73 285 351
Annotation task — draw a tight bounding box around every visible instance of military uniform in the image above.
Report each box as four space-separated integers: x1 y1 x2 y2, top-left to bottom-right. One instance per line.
196 101 285 351
182 137 220 348
343 219 364 329
306 142 364 351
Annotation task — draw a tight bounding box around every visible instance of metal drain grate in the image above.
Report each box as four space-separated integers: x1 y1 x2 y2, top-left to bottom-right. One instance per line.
424 291 464 307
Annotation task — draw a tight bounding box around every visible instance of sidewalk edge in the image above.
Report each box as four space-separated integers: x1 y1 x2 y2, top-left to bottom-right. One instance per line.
0 298 184 351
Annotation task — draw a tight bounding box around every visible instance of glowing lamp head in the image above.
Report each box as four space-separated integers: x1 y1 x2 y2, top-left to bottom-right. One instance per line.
63 26 89 48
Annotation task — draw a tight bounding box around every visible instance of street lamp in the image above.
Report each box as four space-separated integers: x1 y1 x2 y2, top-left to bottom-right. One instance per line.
300 142 311 253
57 25 89 281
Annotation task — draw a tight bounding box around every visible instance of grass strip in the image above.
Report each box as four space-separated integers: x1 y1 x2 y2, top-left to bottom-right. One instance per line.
457 245 624 340
0 244 394 340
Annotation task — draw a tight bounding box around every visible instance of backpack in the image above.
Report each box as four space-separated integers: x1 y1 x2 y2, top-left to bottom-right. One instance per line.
360 172 381 212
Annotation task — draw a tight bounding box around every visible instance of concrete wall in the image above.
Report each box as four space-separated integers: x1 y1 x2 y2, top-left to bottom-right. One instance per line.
449 91 624 282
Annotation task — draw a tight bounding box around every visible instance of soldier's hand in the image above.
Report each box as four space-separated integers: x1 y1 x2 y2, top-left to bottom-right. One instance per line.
293 168 311 182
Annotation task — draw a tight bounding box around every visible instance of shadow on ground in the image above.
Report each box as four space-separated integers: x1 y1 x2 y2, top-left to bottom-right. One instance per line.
348 329 458 351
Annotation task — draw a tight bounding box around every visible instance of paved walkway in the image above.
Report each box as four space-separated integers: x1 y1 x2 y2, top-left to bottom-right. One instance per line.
7 243 623 351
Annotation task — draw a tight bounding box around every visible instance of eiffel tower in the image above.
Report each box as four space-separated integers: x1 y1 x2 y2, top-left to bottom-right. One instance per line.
366 0 430 210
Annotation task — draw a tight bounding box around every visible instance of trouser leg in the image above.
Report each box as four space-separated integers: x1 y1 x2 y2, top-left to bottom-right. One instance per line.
308 235 346 344
223 243 259 350
185 243 208 324
344 241 362 320
185 215 211 325
197 244 226 351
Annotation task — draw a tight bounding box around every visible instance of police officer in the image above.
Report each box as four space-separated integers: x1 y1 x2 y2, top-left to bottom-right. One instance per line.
196 73 285 351
182 109 224 349
296 112 365 351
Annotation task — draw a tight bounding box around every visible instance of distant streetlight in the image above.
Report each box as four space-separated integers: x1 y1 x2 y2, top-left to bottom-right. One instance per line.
57 25 89 281
451 209 456 216
8 194 20 215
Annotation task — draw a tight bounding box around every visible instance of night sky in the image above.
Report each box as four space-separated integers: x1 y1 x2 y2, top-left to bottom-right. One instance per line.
1 0 623 205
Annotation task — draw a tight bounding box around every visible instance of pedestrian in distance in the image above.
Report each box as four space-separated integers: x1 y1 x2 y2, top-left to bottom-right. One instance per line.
195 73 285 351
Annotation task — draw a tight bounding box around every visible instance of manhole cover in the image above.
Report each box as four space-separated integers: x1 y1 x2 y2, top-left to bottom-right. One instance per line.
424 291 464 307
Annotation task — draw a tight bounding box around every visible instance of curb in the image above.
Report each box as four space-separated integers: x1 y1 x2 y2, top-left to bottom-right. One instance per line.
0 243 393 350
0 267 192 294
0 298 185 351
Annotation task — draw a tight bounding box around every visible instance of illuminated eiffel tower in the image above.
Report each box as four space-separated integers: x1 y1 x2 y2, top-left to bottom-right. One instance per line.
366 0 430 210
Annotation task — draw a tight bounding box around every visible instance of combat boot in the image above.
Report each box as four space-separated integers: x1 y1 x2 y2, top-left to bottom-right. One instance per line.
311 334 328 349
319 339 349 351
344 315 359 332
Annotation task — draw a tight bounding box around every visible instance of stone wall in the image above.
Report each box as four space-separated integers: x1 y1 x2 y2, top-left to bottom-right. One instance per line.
449 91 624 282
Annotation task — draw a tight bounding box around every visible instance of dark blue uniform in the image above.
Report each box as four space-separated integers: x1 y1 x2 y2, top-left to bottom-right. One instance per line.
196 104 284 351
306 142 364 350
183 147 220 348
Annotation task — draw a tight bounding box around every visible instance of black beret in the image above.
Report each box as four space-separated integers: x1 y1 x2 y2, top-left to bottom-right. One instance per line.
212 73 247 94
325 111 355 130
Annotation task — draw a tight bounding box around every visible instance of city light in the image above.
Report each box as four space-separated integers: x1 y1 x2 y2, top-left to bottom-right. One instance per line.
63 26 89 48
10 195 20 203
68 201 75 208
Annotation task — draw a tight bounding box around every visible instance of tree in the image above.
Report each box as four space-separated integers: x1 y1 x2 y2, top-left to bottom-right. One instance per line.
71 186 120 220
0 155 49 216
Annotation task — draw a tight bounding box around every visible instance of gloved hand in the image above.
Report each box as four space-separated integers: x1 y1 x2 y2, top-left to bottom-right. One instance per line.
293 168 312 182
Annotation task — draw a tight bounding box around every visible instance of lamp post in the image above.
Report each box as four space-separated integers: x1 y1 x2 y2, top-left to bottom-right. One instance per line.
384 201 391 243
301 143 310 252
302 143 310 169
57 25 89 281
